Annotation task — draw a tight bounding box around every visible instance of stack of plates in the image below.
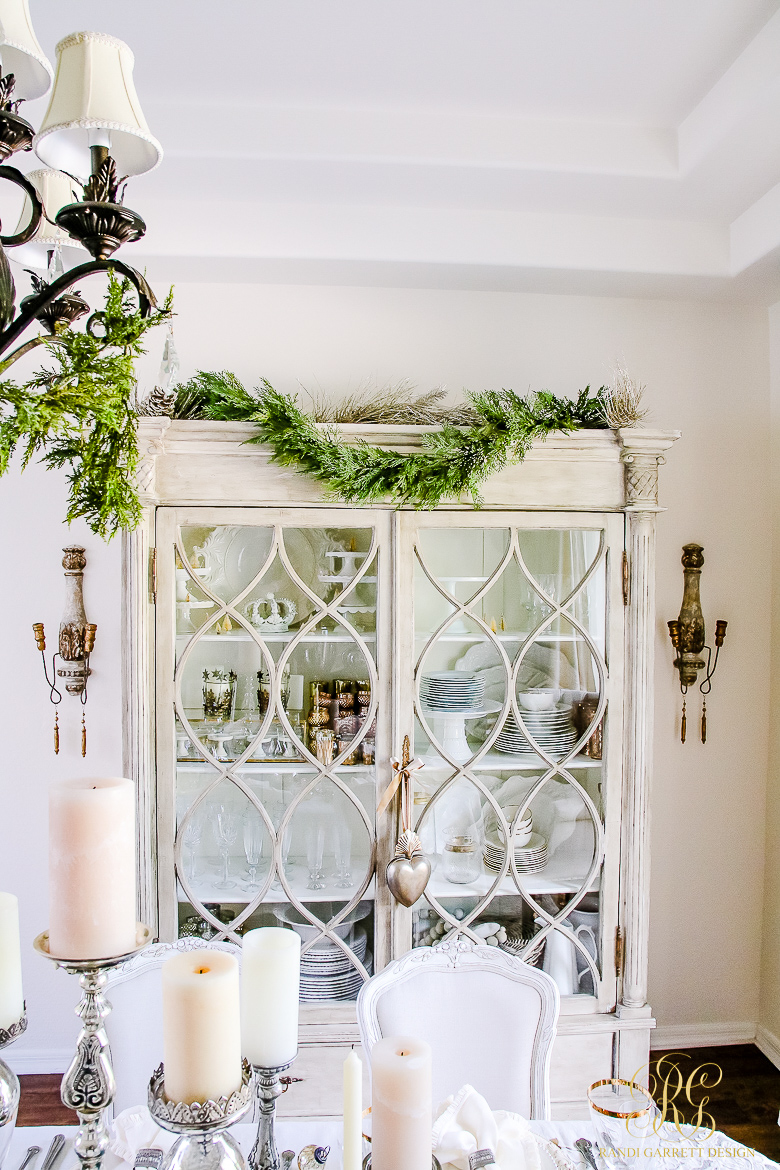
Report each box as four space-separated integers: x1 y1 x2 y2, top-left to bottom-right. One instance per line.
299 927 371 1002
484 830 549 874
495 709 578 757
421 671 485 711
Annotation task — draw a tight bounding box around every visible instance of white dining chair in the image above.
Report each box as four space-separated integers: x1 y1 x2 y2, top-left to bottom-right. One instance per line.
356 939 559 1119
104 937 242 1116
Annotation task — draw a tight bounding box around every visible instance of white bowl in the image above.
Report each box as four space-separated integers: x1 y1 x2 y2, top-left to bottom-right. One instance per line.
518 691 555 712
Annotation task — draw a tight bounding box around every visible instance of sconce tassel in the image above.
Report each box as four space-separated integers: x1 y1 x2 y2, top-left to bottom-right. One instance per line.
681 698 687 745
81 712 87 758
53 710 59 755
701 699 707 745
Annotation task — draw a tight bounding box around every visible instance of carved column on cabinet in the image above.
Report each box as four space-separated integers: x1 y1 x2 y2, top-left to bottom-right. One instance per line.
615 430 679 1075
123 417 169 933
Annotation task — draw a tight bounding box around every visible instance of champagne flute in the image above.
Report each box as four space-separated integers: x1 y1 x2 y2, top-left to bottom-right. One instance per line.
243 813 264 889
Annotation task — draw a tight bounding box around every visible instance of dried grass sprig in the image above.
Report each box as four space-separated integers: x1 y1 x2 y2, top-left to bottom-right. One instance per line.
601 364 648 428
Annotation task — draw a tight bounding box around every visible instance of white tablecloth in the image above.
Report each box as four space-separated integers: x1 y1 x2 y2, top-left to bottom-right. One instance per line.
6 1121 778 1170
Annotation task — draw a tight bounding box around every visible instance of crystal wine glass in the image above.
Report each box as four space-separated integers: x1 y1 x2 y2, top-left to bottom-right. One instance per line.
243 813 264 889
185 809 205 885
214 803 239 890
587 1079 660 1170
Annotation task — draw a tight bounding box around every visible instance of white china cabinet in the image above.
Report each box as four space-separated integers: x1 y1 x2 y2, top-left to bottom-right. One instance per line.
124 418 678 1119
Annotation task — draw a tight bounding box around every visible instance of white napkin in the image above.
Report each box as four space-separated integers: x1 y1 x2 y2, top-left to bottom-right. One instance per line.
110 1106 176 1168
432 1086 541 1170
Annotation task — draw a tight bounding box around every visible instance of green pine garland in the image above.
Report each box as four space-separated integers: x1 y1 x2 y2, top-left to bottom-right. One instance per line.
173 372 611 508
0 274 173 539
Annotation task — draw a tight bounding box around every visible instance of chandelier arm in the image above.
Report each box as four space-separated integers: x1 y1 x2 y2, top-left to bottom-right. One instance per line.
0 333 59 374
0 258 157 359
0 165 44 247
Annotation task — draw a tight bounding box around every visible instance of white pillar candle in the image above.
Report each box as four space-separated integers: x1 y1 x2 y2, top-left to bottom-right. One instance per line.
371 1036 432 1170
343 1049 363 1170
0 893 24 1031
48 777 136 960
162 950 242 1104
241 927 300 1067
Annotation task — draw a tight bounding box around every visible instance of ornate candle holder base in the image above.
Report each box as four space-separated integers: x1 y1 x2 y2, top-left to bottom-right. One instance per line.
33 924 152 1170
248 1061 296 1170
149 1060 253 1170
0 1009 26 1170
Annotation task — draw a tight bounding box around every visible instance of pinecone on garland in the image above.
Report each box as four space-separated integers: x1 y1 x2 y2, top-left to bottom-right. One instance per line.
137 384 176 416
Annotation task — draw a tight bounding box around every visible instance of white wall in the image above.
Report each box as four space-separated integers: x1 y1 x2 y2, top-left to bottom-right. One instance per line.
0 283 769 1069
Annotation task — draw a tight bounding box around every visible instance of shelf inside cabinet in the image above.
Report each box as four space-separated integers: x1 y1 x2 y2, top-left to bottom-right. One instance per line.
177 761 376 774
414 751 602 771
179 871 376 905
416 631 592 644
176 632 377 643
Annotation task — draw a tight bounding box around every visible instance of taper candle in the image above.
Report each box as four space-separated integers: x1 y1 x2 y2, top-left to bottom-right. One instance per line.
0 893 24 1030
342 1048 363 1170
48 777 136 960
371 1035 432 1170
162 949 242 1104
241 927 300 1066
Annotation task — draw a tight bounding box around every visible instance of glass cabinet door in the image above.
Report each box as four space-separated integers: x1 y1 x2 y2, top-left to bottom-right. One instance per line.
397 512 624 1010
155 507 392 1005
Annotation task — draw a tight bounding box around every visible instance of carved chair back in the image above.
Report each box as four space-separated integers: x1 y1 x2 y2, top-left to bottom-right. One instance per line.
356 940 559 1119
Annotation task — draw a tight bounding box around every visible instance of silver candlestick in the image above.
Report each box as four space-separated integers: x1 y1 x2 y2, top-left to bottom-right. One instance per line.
149 1060 253 1170
33 924 152 1170
248 1061 295 1170
0 1007 26 1170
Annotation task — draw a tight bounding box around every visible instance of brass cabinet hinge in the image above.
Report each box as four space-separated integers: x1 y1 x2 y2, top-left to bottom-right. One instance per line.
622 551 630 606
149 547 157 604
615 925 625 978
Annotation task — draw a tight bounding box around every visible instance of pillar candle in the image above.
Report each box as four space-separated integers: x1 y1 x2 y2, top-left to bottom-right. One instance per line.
343 1049 363 1170
0 893 24 1031
162 949 242 1104
371 1035 432 1170
288 674 305 712
48 777 136 960
241 927 300 1066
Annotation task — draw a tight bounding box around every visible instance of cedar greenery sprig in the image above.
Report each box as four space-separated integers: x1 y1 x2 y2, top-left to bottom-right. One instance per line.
174 373 610 508
0 273 173 539
247 382 609 506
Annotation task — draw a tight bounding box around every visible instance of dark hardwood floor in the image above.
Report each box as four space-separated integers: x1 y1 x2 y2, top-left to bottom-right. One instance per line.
17 1046 780 1160
649 1046 780 1162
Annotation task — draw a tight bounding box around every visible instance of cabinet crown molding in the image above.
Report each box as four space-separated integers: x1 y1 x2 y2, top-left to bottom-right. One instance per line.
133 419 680 512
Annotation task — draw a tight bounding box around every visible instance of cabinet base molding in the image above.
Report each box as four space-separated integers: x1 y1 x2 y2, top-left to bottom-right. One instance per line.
755 1025 780 1069
652 1021 756 1050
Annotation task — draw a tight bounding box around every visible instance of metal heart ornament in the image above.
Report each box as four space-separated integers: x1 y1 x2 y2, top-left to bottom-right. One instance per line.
385 829 431 908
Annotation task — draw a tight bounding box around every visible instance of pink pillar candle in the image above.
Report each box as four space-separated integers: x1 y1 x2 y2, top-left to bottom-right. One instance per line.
371 1035 432 1170
163 950 242 1104
48 777 137 960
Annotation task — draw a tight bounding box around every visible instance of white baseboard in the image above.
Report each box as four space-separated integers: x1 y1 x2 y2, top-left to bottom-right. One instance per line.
5 1048 71 1074
651 1021 756 1050
756 1024 780 1070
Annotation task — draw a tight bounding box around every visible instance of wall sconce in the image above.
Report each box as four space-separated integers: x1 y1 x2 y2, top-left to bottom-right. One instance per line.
667 543 727 744
32 546 96 756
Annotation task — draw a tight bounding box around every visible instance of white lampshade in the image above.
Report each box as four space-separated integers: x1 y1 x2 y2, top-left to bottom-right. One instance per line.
12 168 87 268
34 31 162 180
0 0 52 100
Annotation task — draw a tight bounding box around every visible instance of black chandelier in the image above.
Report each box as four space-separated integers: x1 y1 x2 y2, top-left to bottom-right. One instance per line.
0 17 161 367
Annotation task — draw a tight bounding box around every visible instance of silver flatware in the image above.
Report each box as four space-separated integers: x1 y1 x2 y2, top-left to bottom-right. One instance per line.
16 1146 40 1170
281 1153 295 1170
40 1134 65 1170
575 1139 599 1170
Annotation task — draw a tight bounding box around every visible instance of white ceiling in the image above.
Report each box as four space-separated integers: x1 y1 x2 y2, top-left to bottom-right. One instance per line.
12 0 780 299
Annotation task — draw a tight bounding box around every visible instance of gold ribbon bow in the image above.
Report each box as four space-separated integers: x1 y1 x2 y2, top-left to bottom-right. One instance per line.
377 736 425 825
